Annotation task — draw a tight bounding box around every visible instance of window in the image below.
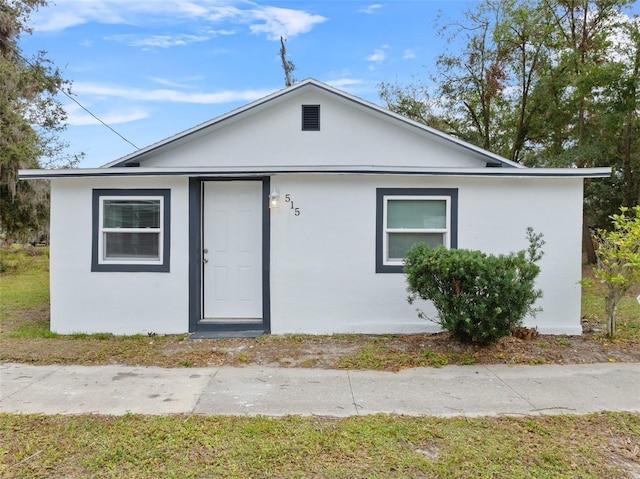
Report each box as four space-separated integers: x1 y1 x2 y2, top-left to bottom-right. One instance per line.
376 188 458 273
92 189 170 272
302 104 320 131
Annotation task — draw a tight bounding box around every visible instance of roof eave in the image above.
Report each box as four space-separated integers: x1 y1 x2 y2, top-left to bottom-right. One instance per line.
101 78 521 169
101 79 318 168
19 166 612 180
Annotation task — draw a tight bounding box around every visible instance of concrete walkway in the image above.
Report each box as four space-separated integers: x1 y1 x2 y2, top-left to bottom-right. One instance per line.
1 362 638 417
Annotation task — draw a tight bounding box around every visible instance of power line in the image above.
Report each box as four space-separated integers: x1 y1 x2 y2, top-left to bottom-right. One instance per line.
15 50 140 150
58 88 139 150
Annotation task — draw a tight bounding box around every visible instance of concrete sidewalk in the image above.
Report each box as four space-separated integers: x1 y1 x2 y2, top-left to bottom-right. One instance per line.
1 362 638 417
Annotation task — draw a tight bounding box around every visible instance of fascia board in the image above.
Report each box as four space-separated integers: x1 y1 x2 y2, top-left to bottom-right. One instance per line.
20 166 612 180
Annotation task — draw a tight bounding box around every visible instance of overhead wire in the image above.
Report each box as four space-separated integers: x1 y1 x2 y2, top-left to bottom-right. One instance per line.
14 48 140 150
57 87 140 150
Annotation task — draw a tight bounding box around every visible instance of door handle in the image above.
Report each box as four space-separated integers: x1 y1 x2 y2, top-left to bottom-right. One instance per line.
203 249 209 263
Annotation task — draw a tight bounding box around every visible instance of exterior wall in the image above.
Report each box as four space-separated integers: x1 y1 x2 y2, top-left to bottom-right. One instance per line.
49 172 584 336
49 177 190 335
141 89 485 169
269 174 583 335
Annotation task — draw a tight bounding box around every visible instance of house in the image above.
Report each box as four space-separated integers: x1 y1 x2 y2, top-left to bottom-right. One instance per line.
20 79 609 338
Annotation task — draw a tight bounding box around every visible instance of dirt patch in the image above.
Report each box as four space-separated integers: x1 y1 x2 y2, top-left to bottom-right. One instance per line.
162 318 639 370
2 313 638 370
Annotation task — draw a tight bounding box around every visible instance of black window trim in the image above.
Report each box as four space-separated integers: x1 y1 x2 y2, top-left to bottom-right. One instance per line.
376 188 458 273
92 189 171 272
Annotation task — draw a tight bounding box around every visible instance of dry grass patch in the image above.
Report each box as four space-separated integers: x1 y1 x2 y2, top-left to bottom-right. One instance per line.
1 413 638 478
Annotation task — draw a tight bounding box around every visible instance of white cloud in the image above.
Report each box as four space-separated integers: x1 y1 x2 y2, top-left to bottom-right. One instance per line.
327 78 363 89
106 34 210 48
33 1 131 31
73 82 275 104
366 49 387 63
359 4 383 14
326 78 378 97
65 104 149 126
32 1 326 41
248 6 327 40
35 11 94 31
149 76 203 88
173 1 210 17
201 4 245 23
403 49 416 59
203 28 236 36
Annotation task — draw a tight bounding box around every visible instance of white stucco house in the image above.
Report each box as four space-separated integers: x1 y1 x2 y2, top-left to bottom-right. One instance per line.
20 79 609 338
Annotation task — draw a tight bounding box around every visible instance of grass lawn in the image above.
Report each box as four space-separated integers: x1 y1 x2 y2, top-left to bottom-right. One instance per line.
1 412 639 478
1 245 640 478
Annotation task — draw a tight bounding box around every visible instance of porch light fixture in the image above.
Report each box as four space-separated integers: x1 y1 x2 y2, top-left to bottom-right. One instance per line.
269 187 280 208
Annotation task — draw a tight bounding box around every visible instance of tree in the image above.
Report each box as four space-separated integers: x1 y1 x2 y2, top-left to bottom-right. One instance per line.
492 0 555 163
279 36 296 87
0 0 78 241
537 1 636 237
379 0 638 257
430 1 510 155
590 207 640 338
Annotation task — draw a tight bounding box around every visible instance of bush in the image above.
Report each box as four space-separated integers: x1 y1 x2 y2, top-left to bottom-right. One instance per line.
404 228 544 345
592 206 640 338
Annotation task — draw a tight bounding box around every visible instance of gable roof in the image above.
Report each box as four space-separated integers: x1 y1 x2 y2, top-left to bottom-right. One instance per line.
102 78 522 169
19 78 612 181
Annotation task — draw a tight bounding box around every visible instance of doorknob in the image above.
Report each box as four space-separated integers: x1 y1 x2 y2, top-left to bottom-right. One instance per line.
203 249 209 263
203 258 208 263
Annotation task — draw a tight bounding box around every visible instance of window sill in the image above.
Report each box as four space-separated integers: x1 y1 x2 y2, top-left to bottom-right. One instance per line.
376 263 406 274
92 263 170 273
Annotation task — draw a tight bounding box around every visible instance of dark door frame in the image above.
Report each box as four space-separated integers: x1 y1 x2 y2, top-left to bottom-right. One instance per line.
188 177 271 335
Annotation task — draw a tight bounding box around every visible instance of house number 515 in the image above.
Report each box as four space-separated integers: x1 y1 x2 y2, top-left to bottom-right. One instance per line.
284 194 301 216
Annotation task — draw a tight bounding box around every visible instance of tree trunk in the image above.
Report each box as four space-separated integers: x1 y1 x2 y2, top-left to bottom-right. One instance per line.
604 286 624 339
623 116 633 207
604 294 618 339
583 217 597 264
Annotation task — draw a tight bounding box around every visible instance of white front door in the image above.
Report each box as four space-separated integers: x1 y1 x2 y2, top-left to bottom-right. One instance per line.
202 181 263 320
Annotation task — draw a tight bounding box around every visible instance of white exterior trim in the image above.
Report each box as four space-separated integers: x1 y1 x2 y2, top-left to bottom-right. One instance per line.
97 195 164 266
20 166 612 180
382 194 452 266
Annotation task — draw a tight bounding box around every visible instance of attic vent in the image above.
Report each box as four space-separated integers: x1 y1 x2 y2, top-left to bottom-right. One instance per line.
302 104 320 131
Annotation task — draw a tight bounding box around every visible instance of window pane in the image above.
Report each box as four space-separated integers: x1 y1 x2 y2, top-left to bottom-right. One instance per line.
105 232 160 259
387 200 446 229
388 233 444 260
104 200 160 228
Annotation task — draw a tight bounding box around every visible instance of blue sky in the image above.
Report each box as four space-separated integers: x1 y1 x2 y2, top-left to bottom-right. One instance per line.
20 1 496 167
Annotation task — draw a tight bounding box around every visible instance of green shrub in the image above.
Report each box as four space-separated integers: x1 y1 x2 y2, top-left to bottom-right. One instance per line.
591 206 640 338
404 228 544 345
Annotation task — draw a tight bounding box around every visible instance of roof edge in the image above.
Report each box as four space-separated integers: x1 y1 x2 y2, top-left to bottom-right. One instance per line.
101 78 522 169
101 79 317 168
20 166 612 180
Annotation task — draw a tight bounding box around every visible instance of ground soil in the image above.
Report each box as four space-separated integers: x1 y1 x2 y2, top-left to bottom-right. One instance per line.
161 318 640 370
2 310 639 370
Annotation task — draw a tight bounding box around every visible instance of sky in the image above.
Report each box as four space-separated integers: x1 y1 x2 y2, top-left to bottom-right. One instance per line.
18 0 635 168
18 0 480 168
